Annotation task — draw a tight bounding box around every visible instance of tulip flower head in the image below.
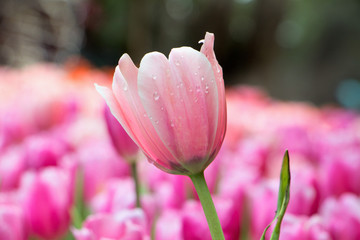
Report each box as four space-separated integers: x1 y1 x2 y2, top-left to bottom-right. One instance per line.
96 32 226 175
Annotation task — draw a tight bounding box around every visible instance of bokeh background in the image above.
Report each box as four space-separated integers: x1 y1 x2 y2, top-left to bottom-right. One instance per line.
1 1 360 240
1 0 360 106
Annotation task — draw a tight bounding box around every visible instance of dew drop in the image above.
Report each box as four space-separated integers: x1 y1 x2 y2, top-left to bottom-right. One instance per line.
160 106 164 111
194 97 199 103
153 91 160 101
143 113 147 118
201 76 205 81
194 72 198 76
155 120 159 124
175 61 180 66
123 84 128 91
189 88 193 93
205 84 209 94
170 121 175 128
217 68 221 73
152 75 157 80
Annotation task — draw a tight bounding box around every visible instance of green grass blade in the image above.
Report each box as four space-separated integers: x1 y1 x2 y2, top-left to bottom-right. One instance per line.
260 150 291 240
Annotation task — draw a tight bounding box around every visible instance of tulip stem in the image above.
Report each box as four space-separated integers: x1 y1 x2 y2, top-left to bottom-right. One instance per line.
131 162 141 208
190 171 225 240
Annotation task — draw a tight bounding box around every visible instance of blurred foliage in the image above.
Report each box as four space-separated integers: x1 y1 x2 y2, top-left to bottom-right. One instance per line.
1 0 360 105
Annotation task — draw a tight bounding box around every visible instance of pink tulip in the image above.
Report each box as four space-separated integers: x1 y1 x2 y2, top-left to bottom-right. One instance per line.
286 168 320 216
19 167 73 239
0 204 26 240
73 209 149 240
104 105 139 161
320 193 360 240
74 140 130 201
23 133 69 170
0 146 26 191
155 210 183 240
278 214 330 240
248 180 278 240
96 32 226 175
90 178 136 213
90 178 157 232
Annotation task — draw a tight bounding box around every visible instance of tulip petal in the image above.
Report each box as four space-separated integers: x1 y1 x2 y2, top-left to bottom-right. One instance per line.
138 48 218 173
97 59 187 174
200 32 227 162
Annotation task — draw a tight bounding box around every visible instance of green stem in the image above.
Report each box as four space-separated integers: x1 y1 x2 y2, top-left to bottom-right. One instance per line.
190 172 225 240
131 162 141 208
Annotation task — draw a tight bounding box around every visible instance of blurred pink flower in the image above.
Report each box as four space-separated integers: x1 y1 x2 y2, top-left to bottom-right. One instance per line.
155 175 186 210
278 214 330 240
73 209 149 240
248 180 278 240
0 146 26 191
104 105 139 161
74 140 130 201
0 204 26 240
155 210 183 240
286 168 320 216
19 167 73 239
90 178 136 213
90 178 157 232
96 32 226 175
320 193 360 240
23 133 70 170
318 143 360 198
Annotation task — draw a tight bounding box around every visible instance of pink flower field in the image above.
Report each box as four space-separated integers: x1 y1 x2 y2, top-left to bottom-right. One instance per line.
0 62 359 240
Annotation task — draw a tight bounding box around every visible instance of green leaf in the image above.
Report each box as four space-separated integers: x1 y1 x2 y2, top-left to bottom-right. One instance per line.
276 150 290 213
260 150 291 240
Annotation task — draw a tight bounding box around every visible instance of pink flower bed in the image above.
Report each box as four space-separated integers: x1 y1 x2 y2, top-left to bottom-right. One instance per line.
0 63 359 239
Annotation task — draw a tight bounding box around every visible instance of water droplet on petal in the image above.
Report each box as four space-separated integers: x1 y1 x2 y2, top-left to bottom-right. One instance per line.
205 84 209 94
161 106 164 111
189 88 193 93
143 113 147 118
152 75 157 80
155 120 159 124
194 72 198 76
123 84 128 91
201 76 205 81
170 121 175 128
175 61 180 66
153 91 160 101
194 97 198 103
